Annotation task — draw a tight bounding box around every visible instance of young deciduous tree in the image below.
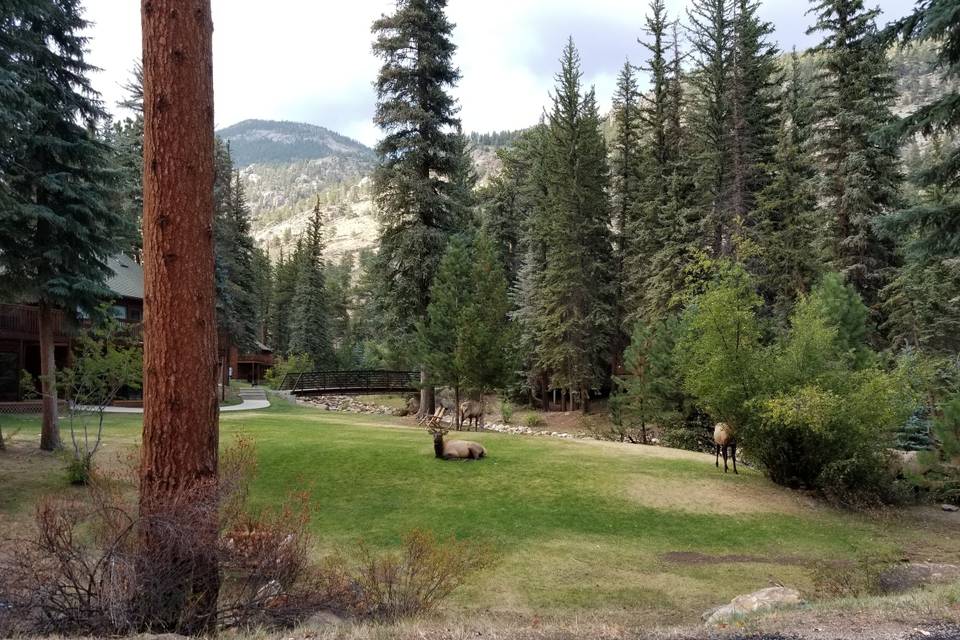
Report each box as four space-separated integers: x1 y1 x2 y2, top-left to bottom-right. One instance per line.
139 0 220 631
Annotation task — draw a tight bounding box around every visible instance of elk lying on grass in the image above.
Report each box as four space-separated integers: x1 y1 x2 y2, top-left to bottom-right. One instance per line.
429 430 485 463
714 422 737 474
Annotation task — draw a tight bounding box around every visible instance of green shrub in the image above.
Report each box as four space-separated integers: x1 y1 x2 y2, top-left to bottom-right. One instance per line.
679 269 917 505
523 413 545 429
264 353 315 390
676 265 764 427
499 400 514 424
937 393 960 460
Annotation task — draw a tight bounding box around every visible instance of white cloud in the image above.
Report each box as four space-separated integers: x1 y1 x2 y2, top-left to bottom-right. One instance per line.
82 0 913 147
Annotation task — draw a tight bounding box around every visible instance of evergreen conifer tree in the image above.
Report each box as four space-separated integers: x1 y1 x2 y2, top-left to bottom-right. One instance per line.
610 59 643 361
534 40 615 412
687 0 735 258
288 200 334 366
727 0 780 243
418 236 474 428
643 26 699 317
371 0 471 415
0 0 129 450
212 141 258 351
753 51 821 316
878 0 960 353
807 0 900 312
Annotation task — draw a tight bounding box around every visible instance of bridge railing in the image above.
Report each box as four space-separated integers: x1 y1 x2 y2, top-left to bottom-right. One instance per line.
278 369 420 395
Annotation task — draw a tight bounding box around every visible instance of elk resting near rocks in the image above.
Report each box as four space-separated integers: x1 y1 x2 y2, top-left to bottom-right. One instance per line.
714 422 737 474
430 425 486 460
459 400 483 430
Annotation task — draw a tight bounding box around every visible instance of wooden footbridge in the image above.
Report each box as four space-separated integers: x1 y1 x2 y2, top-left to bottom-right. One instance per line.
278 370 419 396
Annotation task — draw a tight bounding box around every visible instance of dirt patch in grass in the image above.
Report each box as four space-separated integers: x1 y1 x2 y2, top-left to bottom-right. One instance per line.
661 551 808 566
625 475 825 516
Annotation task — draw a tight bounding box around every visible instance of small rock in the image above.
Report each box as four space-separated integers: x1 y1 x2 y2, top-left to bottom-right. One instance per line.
302 610 344 628
703 586 803 626
942 504 959 512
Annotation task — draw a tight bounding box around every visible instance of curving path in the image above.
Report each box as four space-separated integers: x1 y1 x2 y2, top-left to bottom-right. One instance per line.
80 388 271 414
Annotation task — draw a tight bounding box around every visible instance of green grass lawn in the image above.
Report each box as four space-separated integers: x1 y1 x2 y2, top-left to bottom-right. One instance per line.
2 398 958 625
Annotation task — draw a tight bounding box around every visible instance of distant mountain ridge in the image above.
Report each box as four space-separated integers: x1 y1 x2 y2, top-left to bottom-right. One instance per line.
217 119 374 167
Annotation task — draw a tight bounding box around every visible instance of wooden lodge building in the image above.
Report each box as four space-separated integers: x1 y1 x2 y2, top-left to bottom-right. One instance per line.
0 254 273 402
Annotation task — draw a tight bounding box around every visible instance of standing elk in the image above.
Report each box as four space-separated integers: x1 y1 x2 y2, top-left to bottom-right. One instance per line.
714 422 738 474
459 400 483 431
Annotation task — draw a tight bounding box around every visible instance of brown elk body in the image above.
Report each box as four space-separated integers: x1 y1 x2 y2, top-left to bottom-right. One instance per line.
714 422 738 474
432 430 486 460
459 400 483 431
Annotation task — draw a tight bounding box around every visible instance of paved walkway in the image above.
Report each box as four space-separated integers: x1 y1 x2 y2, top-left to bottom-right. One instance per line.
80 388 271 414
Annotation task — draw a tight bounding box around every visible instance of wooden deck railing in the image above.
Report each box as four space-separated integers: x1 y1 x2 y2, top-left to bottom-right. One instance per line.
279 370 419 396
0 303 72 339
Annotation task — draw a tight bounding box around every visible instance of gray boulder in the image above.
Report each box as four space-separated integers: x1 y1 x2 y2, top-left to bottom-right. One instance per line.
703 586 804 626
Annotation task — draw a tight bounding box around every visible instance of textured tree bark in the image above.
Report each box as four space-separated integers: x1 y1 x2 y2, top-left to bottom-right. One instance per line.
419 367 435 419
38 302 60 451
138 0 219 633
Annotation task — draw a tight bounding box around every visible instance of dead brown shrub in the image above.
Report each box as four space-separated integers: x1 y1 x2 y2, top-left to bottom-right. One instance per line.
341 529 492 622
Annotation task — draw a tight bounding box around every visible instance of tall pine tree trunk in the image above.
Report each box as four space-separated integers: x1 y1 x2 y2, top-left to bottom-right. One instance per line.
38 302 60 451
138 0 219 632
454 385 460 430
419 367 435 419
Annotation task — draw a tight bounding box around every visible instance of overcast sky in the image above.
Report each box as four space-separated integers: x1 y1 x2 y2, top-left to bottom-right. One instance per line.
82 0 913 148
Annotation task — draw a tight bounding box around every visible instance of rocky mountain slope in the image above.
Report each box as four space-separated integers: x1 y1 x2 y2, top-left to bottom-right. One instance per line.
220 43 955 265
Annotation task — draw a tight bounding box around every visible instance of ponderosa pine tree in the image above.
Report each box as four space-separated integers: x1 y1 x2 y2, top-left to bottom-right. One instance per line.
288 199 334 366
371 0 470 416
139 0 220 631
807 0 900 314
753 51 821 316
0 0 129 451
534 40 615 412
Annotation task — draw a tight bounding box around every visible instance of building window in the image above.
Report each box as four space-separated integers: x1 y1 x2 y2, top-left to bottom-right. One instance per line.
110 305 128 321
129 306 142 322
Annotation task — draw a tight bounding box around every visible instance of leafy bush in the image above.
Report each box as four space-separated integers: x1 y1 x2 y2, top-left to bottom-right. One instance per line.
679 269 916 505
676 266 764 428
264 353 315 389
499 400 514 424
523 413 545 429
